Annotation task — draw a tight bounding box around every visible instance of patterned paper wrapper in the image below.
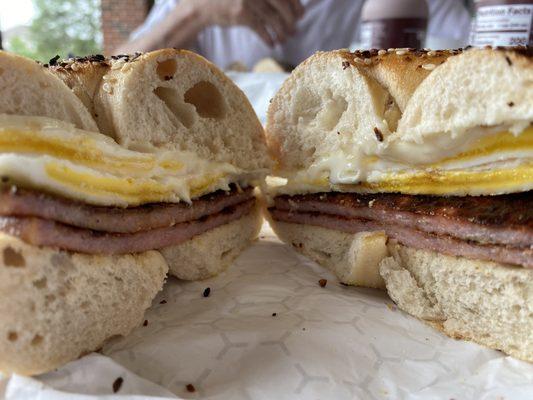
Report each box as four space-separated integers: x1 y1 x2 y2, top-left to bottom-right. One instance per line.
2 224 533 400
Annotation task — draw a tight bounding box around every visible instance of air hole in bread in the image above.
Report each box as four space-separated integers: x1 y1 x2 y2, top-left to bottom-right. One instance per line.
7 331 18 342
184 81 227 119
80 301 90 310
292 87 321 125
3 246 25 267
45 294 56 305
31 334 43 346
156 59 177 81
443 105 457 119
220 249 233 259
154 86 196 128
316 94 347 131
383 95 401 132
33 277 47 289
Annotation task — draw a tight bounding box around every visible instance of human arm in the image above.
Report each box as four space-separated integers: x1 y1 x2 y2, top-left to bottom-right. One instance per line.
115 0 304 54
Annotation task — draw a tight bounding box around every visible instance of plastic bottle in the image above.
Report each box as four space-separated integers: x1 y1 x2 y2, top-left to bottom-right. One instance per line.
360 0 429 49
470 0 533 46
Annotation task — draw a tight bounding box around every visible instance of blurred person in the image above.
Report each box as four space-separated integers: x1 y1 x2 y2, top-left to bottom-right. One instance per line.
117 0 471 69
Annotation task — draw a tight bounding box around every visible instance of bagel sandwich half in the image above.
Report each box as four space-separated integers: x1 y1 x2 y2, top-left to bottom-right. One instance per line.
0 49 268 375
265 47 533 361
51 49 269 280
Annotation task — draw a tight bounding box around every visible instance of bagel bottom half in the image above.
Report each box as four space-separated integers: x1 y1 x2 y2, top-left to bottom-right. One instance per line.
269 219 533 362
0 234 168 376
161 205 263 280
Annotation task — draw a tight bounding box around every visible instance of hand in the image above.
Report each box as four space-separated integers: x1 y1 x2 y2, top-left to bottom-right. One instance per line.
191 0 305 47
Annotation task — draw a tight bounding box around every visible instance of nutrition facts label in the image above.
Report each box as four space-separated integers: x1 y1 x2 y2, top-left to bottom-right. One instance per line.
471 3 533 46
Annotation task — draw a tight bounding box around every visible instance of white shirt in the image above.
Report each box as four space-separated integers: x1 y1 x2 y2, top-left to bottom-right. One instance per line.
132 0 471 69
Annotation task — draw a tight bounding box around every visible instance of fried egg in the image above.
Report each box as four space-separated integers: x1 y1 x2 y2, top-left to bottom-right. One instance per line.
276 124 533 196
0 115 264 206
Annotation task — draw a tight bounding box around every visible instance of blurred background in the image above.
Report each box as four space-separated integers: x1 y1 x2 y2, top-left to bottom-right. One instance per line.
0 0 529 71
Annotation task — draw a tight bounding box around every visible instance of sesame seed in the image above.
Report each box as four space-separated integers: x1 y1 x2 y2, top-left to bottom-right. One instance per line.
373 127 384 142
364 58 372 65
378 49 387 56
422 63 436 70
48 55 60 66
396 49 407 56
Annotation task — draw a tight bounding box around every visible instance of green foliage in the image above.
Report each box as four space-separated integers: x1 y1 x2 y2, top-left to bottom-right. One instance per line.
6 0 102 62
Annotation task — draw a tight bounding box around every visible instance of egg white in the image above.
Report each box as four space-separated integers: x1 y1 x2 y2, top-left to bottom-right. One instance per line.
275 124 533 196
0 115 265 206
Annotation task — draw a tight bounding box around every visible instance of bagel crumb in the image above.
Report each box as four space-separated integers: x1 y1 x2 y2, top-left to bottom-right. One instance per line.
508 101 515 107
319 279 327 287
342 61 350 69
186 384 196 393
112 377 123 393
203 287 211 297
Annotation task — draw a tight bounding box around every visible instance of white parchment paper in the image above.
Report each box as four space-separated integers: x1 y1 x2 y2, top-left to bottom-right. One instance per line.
1 73 532 400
